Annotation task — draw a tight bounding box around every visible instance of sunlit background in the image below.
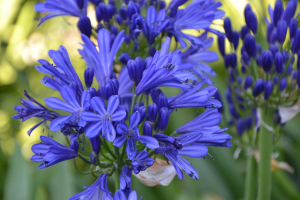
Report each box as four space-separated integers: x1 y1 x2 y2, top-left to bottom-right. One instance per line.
1 0 300 199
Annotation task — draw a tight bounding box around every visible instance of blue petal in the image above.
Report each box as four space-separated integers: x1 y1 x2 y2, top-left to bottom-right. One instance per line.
178 144 208 158
116 122 128 135
45 97 75 113
90 97 106 115
85 122 102 138
81 111 102 122
126 138 137 160
113 136 127 147
49 116 70 131
111 109 126 121
105 121 116 142
138 135 159 149
107 95 120 114
129 112 140 129
60 86 80 109
114 190 127 200
128 190 138 200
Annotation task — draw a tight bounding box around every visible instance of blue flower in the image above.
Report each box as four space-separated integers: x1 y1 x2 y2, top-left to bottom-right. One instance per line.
45 86 91 132
135 37 191 95
166 0 224 48
68 174 112 200
36 46 84 94
113 112 159 160
79 29 125 85
142 6 169 45
81 95 126 141
131 150 154 174
168 80 221 109
12 91 60 136
31 136 78 169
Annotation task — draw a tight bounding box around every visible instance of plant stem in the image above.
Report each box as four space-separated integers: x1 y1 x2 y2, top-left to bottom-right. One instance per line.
244 155 256 200
114 169 121 192
257 108 274 200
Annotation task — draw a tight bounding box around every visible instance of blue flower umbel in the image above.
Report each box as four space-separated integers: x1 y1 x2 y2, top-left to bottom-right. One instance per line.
31 136 77 169
114 112 159 160
81 95 126 141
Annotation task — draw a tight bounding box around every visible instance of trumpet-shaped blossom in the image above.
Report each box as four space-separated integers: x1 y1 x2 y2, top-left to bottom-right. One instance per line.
113 112 159 160
31 136 78 169
81 96 126 141
131 151 155 174
45 86 91 132
12 91 60 136
68 174 112 200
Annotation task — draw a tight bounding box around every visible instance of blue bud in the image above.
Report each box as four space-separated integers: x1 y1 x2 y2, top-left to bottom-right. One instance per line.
128 2 140 19
115 14 123 25
244 75 253 90
96 23 103 32
138 106 146 124
242 51 250 66
108 0 115 5
291 28 300 53
244 34 256 58
76 0 84 10
70 134 79 152
157 92 168 110
143 121 152 136
269 44 278 57
119 53 132 65
90 151 97 164
225 89 233 104
289 19 297 39
267 24 274 43
160 1 166 9
127 57 144 84
217 35 225 57
298 70 300 87
273 75 279 84
231 53 237 68
297 53 300 69
275 52 284 74
89 0 101 6
245 115 253 130
155 107 169 131
292 70 298 79
224 54 231 69
281 0 297 24
120 6 128 19
244 4 257 34
96 3 106 22
262 50 273 72
89 135 101 155
270 28 278 43
149 46 156 57
264 80 273 100
77 16 92 37
224 17 233 42
276 20 288 44
125 34 130 44
232 31 239 50
256 55 262 67
99 78 119 100
244 4 252 27
213 90 224 113
280 78 287 91
287 64 293 75
148 103 158 123
241 66 247 74
240 26 250 40
237 76 243 85
281 50 288 63
229 104 239 119
107 4 116 18
257 43 262 54
111 25 118 36
84 67 94 88
273 0 283 26
252 79 265 97
237 119 245 136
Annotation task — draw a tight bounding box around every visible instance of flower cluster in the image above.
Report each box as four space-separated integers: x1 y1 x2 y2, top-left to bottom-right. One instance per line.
218 0 300 146
13 0 232 199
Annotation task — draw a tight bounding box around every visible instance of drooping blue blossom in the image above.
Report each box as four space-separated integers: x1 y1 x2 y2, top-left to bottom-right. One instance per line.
31 136 78 169
81 95 126 141
68 174 112 200
119 165 132 196
113 112 159 160
12 91 60 136
131 150 154 174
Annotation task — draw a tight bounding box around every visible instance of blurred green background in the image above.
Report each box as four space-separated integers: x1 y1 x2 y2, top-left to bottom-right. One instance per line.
1 0 300 199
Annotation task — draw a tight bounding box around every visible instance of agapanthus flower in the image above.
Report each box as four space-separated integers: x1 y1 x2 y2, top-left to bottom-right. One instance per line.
114 112 159 160
131 150 154 174
31 136 78 169
68 174 112 200
81 95 126 141
105 190 142 200
34 0 91 36
12 91 60 136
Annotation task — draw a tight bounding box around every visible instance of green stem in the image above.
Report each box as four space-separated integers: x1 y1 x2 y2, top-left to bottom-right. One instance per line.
114 169 121 192
244 155 256 200
78 154 91 164
257 108 274 200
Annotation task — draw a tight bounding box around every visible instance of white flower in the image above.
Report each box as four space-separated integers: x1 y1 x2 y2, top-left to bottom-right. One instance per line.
133 158 177 186
278 100 300 123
